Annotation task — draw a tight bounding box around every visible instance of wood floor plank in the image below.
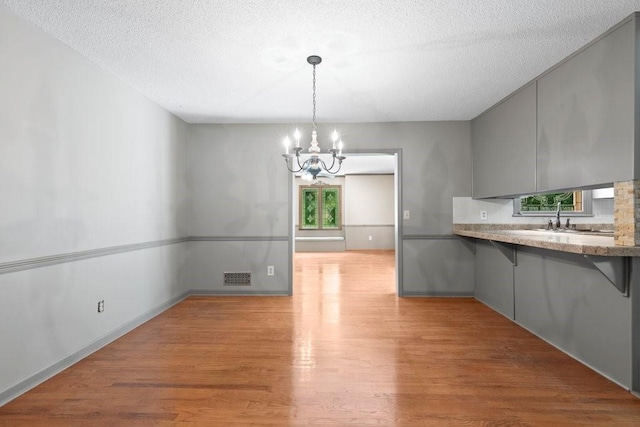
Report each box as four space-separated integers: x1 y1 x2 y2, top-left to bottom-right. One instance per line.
1 250 640 425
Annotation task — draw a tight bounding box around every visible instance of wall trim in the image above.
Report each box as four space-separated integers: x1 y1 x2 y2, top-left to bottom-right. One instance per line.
402 292 474 297
189 236 288 242
0 236 291 275
0 237 189 275
344 224 394 228
295 236 344 241
402 234 458 240
0 291 191 407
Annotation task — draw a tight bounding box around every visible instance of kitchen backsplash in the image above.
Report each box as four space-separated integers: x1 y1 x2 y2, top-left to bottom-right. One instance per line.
453 196 614 225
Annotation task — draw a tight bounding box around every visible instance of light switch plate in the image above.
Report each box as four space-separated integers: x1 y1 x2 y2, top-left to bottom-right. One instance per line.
403 210 410 220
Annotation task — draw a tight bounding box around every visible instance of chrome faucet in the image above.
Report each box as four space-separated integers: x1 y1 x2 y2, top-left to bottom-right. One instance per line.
555 201 561 229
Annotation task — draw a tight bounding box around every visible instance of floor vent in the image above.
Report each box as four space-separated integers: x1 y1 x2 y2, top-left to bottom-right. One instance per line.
224 272 252 286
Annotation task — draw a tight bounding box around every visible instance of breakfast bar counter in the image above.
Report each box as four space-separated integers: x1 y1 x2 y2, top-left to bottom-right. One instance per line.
453 225 640 257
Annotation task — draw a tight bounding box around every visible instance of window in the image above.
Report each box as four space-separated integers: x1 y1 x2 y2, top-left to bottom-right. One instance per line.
514 190 592 216
299 185 342 229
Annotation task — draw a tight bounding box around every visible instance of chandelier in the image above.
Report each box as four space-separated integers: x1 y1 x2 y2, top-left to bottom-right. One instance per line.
282 55 345 181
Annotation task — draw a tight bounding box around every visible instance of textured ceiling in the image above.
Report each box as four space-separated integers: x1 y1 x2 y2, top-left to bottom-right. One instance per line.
4 1 640 124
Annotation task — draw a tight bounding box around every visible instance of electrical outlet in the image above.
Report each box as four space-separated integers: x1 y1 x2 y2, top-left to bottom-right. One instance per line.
403 210 410 220
97 300 104 313
267 266 275 276
480 210 488 221
368 236 373 241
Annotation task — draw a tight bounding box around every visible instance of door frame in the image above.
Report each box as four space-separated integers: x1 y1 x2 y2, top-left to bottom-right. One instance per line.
287 148 403 295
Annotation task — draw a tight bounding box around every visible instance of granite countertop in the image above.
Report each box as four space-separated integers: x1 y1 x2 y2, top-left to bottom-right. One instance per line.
453 225 640 257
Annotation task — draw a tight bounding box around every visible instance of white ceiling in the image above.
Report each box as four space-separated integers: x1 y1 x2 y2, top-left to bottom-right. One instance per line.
4 1 640 124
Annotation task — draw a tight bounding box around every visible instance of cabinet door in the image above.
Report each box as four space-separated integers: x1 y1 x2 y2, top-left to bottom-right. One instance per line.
537 19 636 191
472 83 536 198
475 240 514 319
514 246 631 388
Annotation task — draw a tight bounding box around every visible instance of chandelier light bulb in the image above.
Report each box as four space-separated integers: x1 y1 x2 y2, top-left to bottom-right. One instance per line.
331 129 338 149
294 128 301 147
283 136 291 154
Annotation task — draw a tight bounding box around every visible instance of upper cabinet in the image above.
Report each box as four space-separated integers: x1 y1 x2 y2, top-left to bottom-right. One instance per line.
471 83 537 198
472 13 640 198
537 18 636 192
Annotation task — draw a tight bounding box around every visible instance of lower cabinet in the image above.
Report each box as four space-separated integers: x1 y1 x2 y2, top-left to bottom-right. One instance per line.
514 247 631 388
475 243 632 389
475 240 514 319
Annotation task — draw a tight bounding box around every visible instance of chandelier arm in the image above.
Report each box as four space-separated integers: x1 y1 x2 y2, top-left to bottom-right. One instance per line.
325 156 345 175
324 156 338 173
284 158 304 173
299 158 314 178
322 157 336 174
295 156 302 170
316 158 336 176
330 161 343 175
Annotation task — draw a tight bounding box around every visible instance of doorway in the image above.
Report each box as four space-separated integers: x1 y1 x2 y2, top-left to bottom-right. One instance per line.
287 149 402 296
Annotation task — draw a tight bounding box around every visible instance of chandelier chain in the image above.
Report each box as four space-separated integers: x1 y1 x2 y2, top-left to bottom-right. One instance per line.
312 63 317 131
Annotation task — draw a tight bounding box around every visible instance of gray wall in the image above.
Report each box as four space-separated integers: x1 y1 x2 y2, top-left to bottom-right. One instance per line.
340 122 474 295
0 5 189 404
187 121 474 296
345 174 395 251
187 124 291 294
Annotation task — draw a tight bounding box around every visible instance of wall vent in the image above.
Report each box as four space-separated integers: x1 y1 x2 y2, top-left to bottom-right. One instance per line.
224 272 252 286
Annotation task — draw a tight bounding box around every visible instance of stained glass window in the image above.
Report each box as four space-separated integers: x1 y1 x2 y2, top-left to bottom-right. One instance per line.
299 185 341 230
322 187 340 229
520 192 581 212
300 188 319 229
514 190 591 216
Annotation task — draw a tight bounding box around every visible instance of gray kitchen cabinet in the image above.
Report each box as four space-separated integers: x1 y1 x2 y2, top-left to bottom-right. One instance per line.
471 83 536 198
514 246 632 388
537 17 637 192
475 240 514 319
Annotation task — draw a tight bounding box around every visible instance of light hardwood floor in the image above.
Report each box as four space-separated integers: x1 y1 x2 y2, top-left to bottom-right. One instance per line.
1 250 640 425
